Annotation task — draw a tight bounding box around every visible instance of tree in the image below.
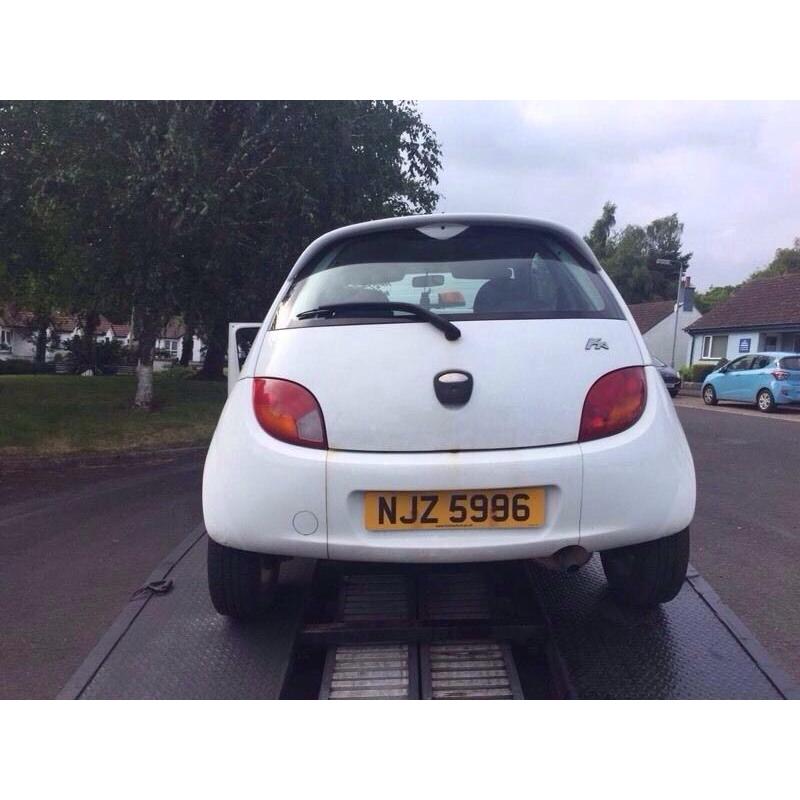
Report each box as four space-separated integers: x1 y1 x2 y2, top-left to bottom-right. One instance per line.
749 237 800 280
167 101 442 380
0 101 442 405
585 204 692 304
0 103 62 362
585 201 617 260
694 284 737 313
603 225 654 303
690 237 800 314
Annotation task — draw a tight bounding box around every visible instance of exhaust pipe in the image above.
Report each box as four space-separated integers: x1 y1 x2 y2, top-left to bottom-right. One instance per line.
534 546 592 574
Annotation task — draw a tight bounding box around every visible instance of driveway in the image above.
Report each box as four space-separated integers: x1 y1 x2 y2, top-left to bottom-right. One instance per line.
675 393 800 421
675 403 800 680
0 451 205 699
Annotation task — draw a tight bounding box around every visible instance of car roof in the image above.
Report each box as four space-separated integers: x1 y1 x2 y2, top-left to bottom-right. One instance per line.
745 352 799 358
289 213 603 280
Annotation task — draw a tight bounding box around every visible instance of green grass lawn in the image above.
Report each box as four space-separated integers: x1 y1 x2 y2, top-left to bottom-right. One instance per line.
0 374 227 457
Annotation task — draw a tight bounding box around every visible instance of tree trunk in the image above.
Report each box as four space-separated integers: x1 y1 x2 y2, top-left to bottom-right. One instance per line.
135 362 154 408
134 324 157 409
179 330 193 366
35 328 48 364
83 310 100 372
199 333 225 380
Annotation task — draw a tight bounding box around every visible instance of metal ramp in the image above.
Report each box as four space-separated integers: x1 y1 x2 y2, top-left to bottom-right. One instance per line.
318 570 524 699
421 640 522 699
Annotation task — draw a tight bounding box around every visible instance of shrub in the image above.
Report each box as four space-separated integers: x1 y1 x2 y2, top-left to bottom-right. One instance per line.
163 365 196 380
689 363 719 383
0 358 56 375
62 335 127 373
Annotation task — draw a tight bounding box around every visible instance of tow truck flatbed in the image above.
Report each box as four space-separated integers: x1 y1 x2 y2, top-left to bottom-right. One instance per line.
60 525 798 700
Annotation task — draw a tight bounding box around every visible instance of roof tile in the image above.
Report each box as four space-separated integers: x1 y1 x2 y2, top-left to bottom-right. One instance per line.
687 273 800 332
628 300 674 333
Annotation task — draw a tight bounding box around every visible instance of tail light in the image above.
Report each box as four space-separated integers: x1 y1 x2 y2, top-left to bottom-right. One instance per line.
252 378 327 449
771 370 789 381
579 367 647 442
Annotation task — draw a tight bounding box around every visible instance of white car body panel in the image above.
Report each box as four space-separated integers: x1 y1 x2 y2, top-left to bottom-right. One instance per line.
204 213 695 563
254 318 642 451
325 442 582 562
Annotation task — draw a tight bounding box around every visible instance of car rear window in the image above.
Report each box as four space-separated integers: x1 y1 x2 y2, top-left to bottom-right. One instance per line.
274 224 624 330
780 356 800 370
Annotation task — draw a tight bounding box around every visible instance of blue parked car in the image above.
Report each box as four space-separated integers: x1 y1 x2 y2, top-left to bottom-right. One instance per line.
702 352 800 412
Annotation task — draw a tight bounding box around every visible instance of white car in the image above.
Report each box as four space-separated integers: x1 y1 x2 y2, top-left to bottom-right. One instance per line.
203 214 695 617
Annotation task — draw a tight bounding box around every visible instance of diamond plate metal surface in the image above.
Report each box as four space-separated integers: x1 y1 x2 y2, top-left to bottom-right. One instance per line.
531 556 782 699
76 536 785 700
80 539 312 699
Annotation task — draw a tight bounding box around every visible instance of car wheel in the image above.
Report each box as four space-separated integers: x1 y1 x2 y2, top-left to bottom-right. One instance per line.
600 528 690 607
702 385 717 405
207 537 280 619
669 388 679 398
757 388 775 413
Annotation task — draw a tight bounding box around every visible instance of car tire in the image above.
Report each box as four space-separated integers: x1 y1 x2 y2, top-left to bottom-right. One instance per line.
669 388 679 398
207 537 280 620
756 388 775 413
702 385 717 405
600 528 690 607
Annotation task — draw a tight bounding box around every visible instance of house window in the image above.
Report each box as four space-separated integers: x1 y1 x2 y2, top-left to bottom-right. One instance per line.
0 329 10 348
168 340 178 354
764 335 778 352
701 335 728 360
793 335 800 353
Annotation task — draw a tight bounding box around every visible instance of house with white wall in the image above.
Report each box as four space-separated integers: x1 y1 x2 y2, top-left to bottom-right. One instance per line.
0 306 38 359
155 318 204 365
685 273 800 366
95 316 133 347
1 305 204 365
628 294 701 368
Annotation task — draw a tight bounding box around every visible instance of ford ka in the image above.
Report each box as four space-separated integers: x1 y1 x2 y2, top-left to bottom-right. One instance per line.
203 215 696 618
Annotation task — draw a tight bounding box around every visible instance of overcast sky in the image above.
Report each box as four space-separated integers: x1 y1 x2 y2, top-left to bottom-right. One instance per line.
419 101 800 291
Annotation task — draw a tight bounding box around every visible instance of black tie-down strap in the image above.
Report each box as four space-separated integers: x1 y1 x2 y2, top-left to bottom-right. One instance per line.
130 579 174 602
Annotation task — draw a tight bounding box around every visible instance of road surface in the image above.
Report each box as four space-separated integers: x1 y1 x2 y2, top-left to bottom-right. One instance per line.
0 451 204 699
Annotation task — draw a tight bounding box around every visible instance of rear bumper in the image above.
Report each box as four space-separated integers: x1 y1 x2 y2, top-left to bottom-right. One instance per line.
325 444 582 562
204 368 695 562
774 381 800 404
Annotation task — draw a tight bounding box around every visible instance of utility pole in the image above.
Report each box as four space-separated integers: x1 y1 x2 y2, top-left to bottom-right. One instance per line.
656 258 688 368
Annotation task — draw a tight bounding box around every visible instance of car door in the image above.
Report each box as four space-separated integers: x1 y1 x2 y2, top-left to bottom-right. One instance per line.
746 355 773 401
717 356 753 400
778 355 800 401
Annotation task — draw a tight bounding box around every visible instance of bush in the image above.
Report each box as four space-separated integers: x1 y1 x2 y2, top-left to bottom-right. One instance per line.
689 363 720 383
61 335 129 374
163 365 196 380
0 359 56 375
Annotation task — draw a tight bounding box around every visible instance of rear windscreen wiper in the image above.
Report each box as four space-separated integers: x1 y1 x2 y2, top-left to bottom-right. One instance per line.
296 302 462 341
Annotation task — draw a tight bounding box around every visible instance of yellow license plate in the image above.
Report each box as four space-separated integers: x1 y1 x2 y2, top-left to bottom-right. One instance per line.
363 487 545 531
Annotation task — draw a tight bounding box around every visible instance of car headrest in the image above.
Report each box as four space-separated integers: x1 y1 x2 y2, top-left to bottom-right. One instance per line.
450 263 513 280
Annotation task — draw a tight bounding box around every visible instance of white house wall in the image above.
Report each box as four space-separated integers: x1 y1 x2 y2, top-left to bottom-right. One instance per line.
3 324 206 364
728 332 760 360
642 307 701 368
686 330 798 366
0 328 36 360
156 335 205 364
